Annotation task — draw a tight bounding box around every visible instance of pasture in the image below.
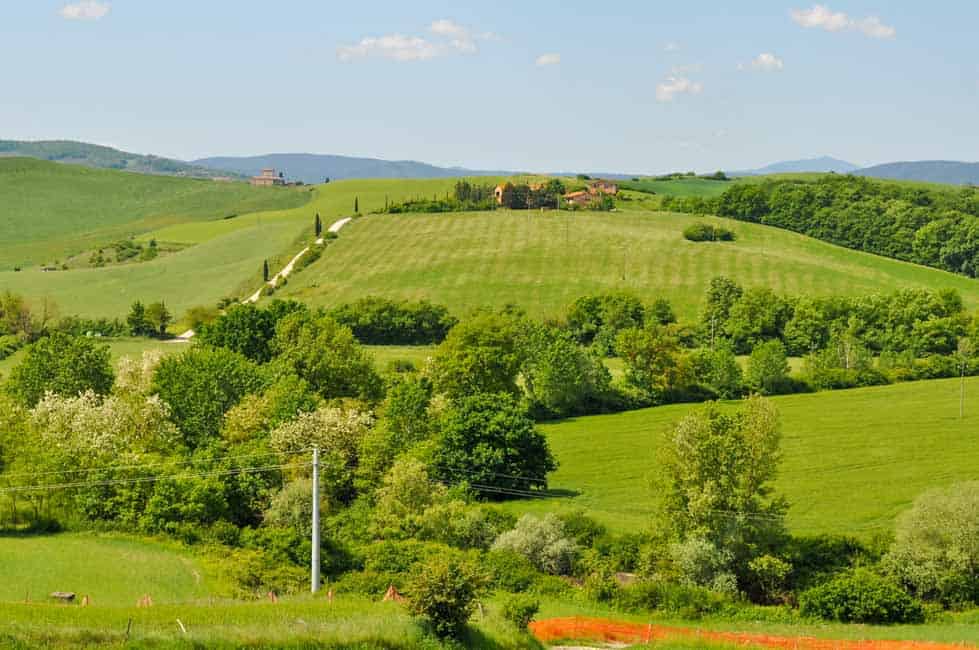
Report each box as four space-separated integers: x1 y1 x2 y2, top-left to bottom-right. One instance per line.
0 158 308 269
508 376 979 537
618 176 734 197
277 206 979 320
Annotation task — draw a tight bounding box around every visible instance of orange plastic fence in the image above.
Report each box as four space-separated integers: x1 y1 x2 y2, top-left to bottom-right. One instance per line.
529 617 976 650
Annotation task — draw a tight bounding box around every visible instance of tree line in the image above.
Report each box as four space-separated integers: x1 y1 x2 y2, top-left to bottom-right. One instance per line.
663 175 979 277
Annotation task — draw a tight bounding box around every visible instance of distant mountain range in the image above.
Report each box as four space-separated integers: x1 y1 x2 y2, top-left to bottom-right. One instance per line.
193 153 514 184
732 156 860 176
853 161 979 186
0 139 243 180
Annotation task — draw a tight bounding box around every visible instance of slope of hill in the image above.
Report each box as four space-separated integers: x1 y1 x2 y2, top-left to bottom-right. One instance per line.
276 198 979 319
193 153 513 184
508 376 979 536
855 160 979 186
0 158 309 268
733 156 859 176
0 139 240 179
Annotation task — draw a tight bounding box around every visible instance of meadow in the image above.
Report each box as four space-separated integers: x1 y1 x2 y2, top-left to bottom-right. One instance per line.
278 205 979 320
0 158 308 269
506 376 979 536
618 176 734 197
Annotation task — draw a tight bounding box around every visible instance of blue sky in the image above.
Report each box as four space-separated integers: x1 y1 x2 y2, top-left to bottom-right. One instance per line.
2 1 977 173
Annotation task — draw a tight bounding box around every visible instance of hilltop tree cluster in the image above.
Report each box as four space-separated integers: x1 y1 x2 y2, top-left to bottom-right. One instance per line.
664 175 979 277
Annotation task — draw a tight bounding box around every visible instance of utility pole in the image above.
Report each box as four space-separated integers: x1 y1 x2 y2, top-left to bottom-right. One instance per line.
311 447 320 594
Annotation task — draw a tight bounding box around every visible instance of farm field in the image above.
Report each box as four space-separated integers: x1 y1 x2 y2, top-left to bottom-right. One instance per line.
0 158 308 269
618 176 734 197
507 376 979 537
0 176 464 320
277 206 979 320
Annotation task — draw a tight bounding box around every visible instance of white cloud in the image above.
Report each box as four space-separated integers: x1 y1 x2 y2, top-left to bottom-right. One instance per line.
791 5 895 39
664 42 680 52
740 52 784 72
337 35 443 62
339 19 496 62
656 70 703 102
59 1 110 20
535 53 561 67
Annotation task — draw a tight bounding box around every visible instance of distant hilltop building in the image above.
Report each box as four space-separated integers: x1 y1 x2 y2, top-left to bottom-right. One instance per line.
250 168 286 187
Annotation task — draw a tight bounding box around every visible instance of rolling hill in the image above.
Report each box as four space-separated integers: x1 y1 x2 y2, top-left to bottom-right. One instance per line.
732 156 859 176
194 153 513 184
855 160 979 186
0 157 309 268
508 376 979 537
275 195 979 320
0 139 241 179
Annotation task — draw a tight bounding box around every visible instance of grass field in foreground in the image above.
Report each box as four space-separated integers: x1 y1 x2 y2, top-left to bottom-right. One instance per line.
0 158 308 269
507 376 979 537
0 533 218 605
277 206 979 320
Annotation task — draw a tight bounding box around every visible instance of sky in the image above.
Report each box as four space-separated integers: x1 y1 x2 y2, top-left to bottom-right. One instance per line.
2 1 977 174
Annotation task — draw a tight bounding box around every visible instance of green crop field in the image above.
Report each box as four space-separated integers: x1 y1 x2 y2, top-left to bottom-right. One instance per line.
277 206 979 320
0 158 309 269
505 376 979 536
618 177 734 197
0 533 219 606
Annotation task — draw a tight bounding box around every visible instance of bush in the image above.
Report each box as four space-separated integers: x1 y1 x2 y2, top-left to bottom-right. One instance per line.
328 297 457 345
683 222 735 242
616 580 730 618
492 514 577 575
799 569 924 624
406 556 488 639
482 549 540 593
501 594 539 629
6 333 113 407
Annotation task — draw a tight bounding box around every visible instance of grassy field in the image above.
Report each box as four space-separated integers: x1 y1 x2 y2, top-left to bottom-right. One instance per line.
0 177 463 320
618 177 734 197
0 533 218 606
0 158 308 268
507 376 979 537
277 206 979 320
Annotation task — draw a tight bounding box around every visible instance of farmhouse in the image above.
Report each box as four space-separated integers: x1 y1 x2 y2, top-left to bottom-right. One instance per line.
563 190 592 207
494 182 546 204
250 168 286 187
588 180 619 195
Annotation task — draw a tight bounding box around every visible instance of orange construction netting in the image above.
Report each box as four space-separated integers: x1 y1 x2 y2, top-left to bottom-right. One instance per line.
528 617 976 650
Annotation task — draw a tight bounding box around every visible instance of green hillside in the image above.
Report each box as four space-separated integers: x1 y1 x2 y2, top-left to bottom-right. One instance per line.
277 204 979 320
0 158 308 268
507 376 979 536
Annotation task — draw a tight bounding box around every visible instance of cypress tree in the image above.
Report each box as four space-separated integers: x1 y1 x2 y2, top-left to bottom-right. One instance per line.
354 197 359 213
263 259 270 282
315 213 322 237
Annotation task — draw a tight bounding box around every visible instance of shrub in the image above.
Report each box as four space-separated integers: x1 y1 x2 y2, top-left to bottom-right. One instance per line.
482 549 540 593
406 556 488 639
669 537 738 595
221 548 308 598
616 580 730 618
328 297 457 345
683 222 735 242
492 514 577 575
501 594 540 629
799 569 924 624
884 481 979 606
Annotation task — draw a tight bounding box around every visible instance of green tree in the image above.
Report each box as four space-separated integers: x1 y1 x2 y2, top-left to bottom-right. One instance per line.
198 304 278 362
271 311 382 402
406 555 488 639
144 301 172 337
6 333 113 407
615 324 687 402
658 396 787 582
689 340 743 399
126 300 151 337
520 324 612 417
354 196 359 213
433 392 556 493
431 312 523 398
701 276 743 345
263 259 270 283
746 340 792 395
151 347 266 448
314 212 322 238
